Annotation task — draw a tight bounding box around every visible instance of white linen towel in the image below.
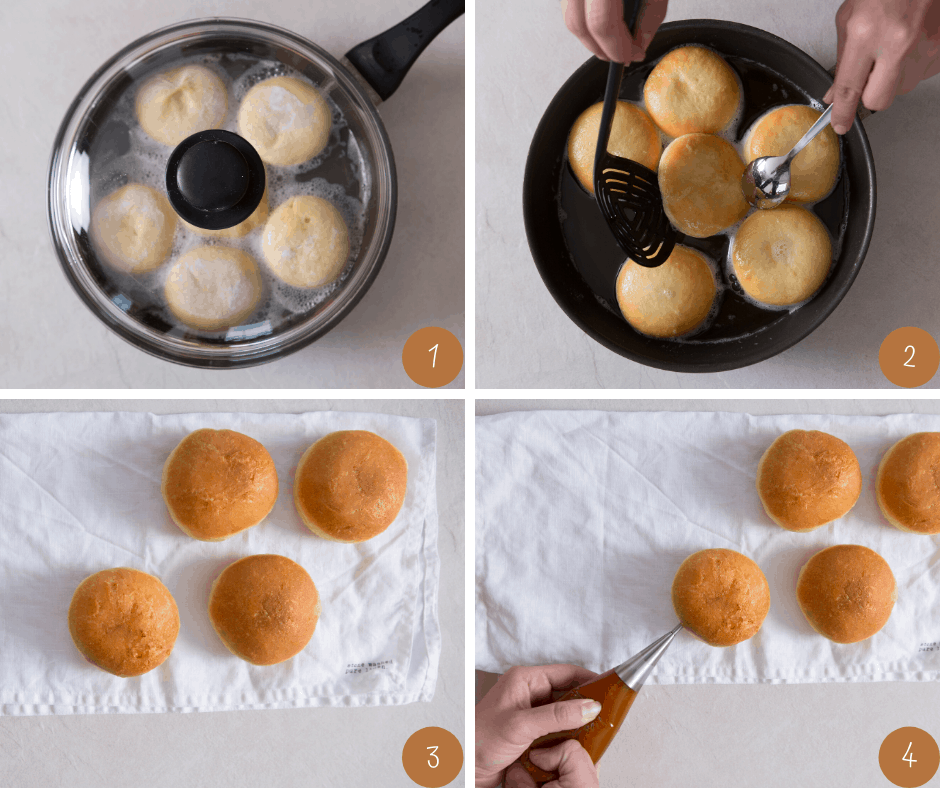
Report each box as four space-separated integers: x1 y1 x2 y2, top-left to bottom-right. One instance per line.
0 411 440 714
476 410 940 683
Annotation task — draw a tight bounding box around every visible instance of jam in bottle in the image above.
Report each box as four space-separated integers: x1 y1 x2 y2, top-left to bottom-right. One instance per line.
517 623 682 786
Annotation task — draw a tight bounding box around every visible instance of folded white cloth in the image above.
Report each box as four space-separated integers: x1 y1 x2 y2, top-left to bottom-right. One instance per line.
476 410 940 683
0 411 440 714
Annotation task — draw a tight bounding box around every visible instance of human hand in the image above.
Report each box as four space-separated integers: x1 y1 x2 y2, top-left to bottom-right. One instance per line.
561 0 670 63
504 740 601 788
825 0 940 133
476 664 601 788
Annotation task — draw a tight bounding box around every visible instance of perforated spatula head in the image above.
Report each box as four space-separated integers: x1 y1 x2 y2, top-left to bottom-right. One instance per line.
593 0 679 267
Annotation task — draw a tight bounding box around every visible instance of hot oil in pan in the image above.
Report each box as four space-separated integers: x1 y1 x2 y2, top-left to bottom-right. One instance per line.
80 47 372 345
558 53 847 343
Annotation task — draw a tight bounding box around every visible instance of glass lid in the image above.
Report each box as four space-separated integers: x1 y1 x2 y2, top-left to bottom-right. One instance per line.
48 18 396 368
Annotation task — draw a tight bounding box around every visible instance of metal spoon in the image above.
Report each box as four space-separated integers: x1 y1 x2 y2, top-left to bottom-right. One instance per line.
741 103 834 209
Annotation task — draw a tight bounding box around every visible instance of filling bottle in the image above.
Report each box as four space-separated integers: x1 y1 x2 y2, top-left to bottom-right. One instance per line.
518 623 682 785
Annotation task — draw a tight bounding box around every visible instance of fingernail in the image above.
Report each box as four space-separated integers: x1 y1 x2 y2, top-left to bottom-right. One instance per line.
832 123 847 135
581 700 602 724
823 88 833 104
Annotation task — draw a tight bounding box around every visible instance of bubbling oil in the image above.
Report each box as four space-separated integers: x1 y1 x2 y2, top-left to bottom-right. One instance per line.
84 50 372 343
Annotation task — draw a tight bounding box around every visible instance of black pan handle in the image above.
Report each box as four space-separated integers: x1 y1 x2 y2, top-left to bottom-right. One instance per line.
345 0 465 102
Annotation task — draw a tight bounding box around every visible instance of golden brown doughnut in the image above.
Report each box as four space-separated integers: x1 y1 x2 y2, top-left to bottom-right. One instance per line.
797 545 896 643
877 433 940 534
672 548 770 647
615 245 716 338
658 133 749 238
162 428 279 541
68 568 179 677
209 554 320 665
757 430 862 532
643 46 740 137
731 205 831 306
567 101 662 194
744 104 840 203
294 430 408 543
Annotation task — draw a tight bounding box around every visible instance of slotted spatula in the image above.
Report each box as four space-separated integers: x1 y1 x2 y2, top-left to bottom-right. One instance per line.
593 0 678 267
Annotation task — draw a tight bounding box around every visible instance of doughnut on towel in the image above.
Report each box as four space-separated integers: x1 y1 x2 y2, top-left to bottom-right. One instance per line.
757 429 861 532
162 428 279 541
877 432 940 535
796 545 896 643
294 430 408 543
672 548 770 647
68 567 179 677
209 554 320 665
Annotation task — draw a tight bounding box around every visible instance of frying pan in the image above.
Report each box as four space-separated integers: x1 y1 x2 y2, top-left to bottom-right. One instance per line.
522 20 877 373
48 0 464 368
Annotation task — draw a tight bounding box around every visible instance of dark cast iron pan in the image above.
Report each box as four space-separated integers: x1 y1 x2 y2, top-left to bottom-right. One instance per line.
522 20 877 373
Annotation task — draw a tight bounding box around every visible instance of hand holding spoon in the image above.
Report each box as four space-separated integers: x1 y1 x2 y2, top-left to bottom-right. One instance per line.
741 103 834 209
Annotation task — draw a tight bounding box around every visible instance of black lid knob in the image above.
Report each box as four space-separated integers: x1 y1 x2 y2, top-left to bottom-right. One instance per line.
165 129 265 231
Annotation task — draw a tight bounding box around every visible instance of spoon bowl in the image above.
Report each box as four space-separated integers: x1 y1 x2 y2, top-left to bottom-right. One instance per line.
741 103 833 209
741 154 792 209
